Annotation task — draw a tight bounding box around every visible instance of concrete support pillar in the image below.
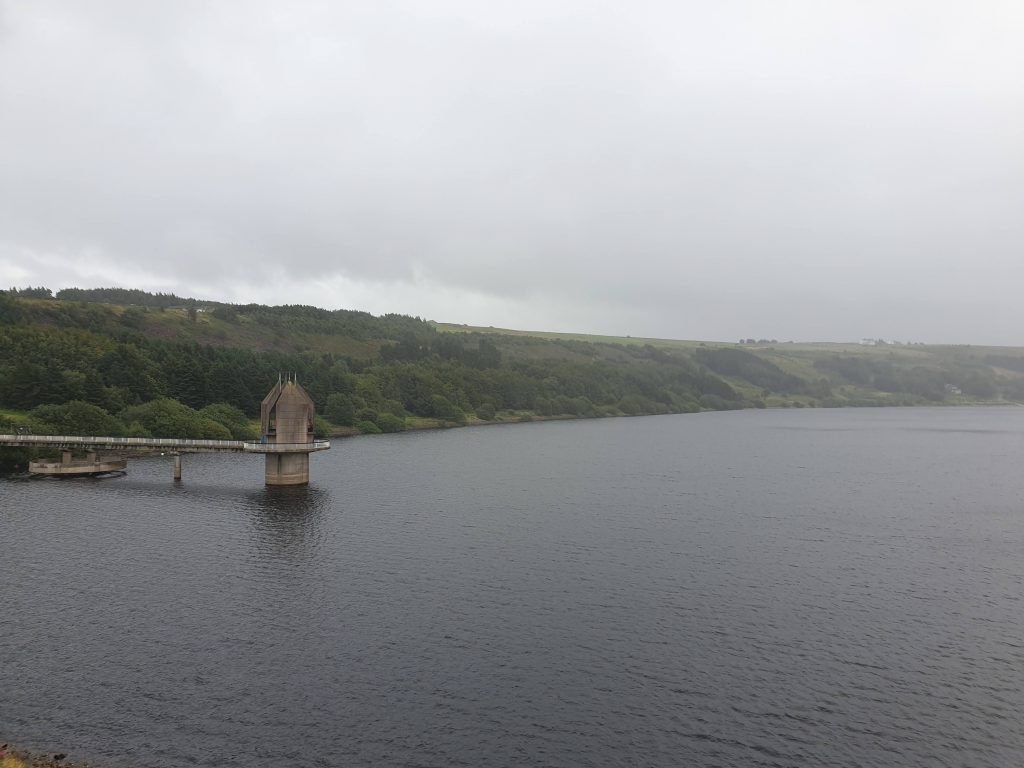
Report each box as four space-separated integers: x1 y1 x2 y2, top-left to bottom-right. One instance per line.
62 450 72 464
173 453 182 481
265 452 310 485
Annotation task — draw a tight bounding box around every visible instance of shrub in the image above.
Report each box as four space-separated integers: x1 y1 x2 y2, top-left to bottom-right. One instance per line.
126 420 152 438
199 403 256 439
120 398 232 439
618 394 658 415
313 416 332 438
382 399 406 417
355 407 378 424
430 395 465 424
698 394 740 411
374 412 406 432
28 401 125 436
325 393 356 426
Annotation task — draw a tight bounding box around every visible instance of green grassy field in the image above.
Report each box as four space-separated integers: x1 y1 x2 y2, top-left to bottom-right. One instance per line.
433 322 996 356
433 321 713 350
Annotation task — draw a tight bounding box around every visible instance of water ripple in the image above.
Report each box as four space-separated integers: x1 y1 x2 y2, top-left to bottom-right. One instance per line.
3 410 1024 766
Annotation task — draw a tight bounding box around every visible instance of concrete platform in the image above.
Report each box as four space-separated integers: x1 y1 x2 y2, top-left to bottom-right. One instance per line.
29 456 128 477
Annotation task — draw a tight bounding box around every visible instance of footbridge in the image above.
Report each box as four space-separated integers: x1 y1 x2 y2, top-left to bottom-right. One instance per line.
1 376 332 486
0 434 332 453
0 434 331 483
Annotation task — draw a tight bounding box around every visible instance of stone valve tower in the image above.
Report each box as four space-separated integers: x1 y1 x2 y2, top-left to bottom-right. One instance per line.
258 374 323 485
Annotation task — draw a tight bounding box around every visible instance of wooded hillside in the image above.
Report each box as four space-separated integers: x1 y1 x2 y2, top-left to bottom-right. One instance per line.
2 287 1023 450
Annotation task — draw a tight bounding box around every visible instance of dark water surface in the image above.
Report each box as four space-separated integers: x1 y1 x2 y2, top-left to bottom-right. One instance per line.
3 408 1024 767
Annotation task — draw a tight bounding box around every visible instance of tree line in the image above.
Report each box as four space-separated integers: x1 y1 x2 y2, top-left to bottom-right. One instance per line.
2 288 1023 452
0 290 753 442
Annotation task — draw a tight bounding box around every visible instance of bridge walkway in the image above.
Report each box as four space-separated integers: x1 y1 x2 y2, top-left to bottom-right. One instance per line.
0 434 331 454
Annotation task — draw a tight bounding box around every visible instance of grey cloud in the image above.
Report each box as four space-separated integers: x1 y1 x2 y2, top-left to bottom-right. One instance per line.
1 1 1023 342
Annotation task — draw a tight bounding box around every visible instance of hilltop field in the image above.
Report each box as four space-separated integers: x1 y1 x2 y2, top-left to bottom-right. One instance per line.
2 287 1023 463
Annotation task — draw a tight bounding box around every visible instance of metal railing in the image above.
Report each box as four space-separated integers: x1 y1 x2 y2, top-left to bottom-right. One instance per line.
0 435 331 453
242 440 331 453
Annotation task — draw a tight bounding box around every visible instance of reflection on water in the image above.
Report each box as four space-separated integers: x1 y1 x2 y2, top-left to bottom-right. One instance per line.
244 485 332 562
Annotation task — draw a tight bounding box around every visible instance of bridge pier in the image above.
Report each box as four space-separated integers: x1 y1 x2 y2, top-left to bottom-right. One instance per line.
173 453 182 481
264 452 310 486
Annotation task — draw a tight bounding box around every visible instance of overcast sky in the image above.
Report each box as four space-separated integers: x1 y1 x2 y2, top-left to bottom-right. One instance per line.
1 2 1022 344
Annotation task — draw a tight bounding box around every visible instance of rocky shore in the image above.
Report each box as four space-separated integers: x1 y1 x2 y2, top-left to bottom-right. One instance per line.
0 745 91 768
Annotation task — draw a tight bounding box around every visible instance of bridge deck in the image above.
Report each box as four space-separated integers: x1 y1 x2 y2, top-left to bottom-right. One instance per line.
0 435 331 453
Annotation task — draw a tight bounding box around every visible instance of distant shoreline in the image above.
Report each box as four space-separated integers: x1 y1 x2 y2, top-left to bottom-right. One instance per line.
326 399 1024 440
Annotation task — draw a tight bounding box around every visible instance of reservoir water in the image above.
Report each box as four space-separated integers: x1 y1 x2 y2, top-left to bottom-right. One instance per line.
2 407 1024 767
